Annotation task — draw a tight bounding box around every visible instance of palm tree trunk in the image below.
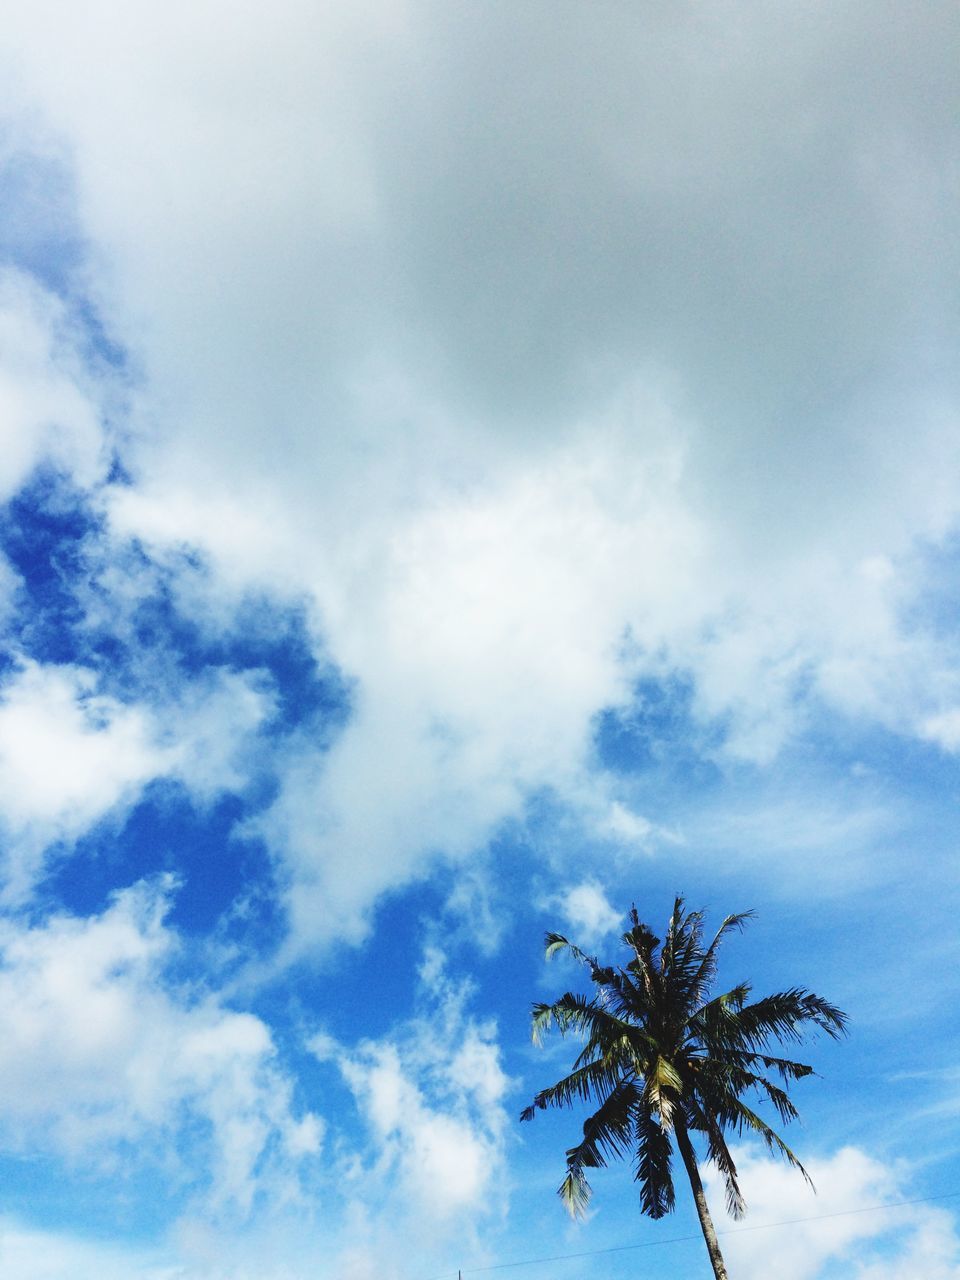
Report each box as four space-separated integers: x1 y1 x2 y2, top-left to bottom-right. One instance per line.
673 1114 730 1280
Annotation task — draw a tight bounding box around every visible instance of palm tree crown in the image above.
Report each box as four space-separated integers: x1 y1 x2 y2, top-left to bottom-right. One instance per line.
521 898 847 1278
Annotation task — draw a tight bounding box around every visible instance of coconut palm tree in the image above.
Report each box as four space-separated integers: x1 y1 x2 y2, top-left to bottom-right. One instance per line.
521 898 847 1280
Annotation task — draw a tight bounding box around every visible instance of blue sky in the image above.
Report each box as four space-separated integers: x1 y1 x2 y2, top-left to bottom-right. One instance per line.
0 3 958 1276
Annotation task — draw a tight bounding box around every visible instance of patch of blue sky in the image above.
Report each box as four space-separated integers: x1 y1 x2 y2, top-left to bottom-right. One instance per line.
593 674 725 787
0 1149 181 1243
0 468 101 666
285 876 452 1038
43 784 278 935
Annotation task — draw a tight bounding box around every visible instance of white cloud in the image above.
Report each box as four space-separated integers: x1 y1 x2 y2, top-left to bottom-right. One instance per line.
0 268 106 504
1 0 958 948
920 708 960 753
0 1215 342 1280
0 878 320 1213
703 1145 960 1280
311 949 510 1228
0 660 275 896
600 802 656 847
163 667 277 803
0 1220 182 1280
0 661 172 893
554 882 622 947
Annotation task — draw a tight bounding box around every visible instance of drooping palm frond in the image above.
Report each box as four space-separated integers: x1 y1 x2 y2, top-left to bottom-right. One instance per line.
715 1093 815 1191
544 931 596 969
642 1054 683 1129
686 1101 745 1219
715 1049 815 1084
520 1057 629 1121
692 1057 803 1127
530 990 653 1060
559 1075 640 1216
634 1104 675 1218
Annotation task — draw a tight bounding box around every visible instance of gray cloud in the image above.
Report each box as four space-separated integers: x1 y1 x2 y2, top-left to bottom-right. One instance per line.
1 0 958 945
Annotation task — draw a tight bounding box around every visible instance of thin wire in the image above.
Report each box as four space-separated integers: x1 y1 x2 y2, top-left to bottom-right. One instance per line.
421 1189 960 1280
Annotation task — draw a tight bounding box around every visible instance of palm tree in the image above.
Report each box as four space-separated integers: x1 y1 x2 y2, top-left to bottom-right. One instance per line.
521 898 847 1280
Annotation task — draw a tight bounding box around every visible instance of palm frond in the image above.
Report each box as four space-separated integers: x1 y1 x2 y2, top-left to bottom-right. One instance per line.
662 898 710 1010
623 908 662 999
686 911 754 1007
530 991 644 1053
728 989 848 1047
717 1094 815 1191
686 1100 746 1219
520 1058 630 1121
685 983 753 1051
559 1166 592 1218
695 1059 802 1127
643 1054 683 1129
559 1077 640 1217
634 1105 676 1218
713 1049 815 1084
544 931 599 970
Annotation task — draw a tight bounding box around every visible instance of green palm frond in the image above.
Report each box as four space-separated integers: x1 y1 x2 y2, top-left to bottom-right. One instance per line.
623 908 662 996
530 991 644 1052
558 1164 592 1218
741 989 848 1040
715 1049 815 1083
695 1058 802 1126
721 989 848 1049
686 911 754 1007
683 1100 746 1219
718 1094 815 1190
642 1054 683 1129
559 1076 640 1217
634 1105 676 1218
662 898 709 1005
520 1057 629 1121
544 931 598 969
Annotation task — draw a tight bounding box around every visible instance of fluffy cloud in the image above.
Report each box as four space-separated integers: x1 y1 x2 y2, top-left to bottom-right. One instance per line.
0 879 320 1211
553 882 622 946
0 268 106 506
311 947 510 1230
1 0 958 950
0 1217 336 1280
0 661 171 893
921 708 960 753
705 1146 960 1280
0 660 275 896
0 264 109 621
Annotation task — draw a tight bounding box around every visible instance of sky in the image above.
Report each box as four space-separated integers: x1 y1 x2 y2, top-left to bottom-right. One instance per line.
0 2 958 1276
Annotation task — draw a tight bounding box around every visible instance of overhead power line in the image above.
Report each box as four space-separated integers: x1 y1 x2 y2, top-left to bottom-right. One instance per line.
422 1189 960 1280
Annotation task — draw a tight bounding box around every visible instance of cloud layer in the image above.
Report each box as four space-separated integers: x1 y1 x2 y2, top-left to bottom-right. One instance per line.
1 1 958 948
0 3 958 1275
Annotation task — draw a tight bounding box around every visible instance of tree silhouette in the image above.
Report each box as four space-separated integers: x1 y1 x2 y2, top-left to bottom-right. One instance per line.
521 898 847 1279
